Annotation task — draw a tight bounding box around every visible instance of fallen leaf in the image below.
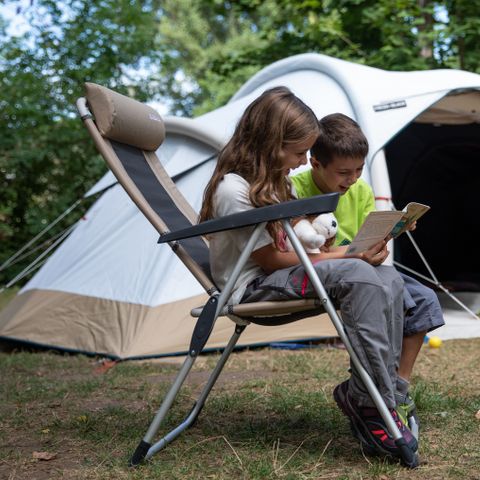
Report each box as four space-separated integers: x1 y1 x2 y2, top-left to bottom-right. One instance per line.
33 451 57 461
41 428 50 434
94 360 118 374
475 410 480 420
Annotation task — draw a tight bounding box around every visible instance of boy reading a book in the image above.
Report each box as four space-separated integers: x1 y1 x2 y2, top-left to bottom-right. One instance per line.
291 113 445 429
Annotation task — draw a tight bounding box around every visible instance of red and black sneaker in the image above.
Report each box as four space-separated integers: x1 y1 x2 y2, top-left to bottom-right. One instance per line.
333 380 418 458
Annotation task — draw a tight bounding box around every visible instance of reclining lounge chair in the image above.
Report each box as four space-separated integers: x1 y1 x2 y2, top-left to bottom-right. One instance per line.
76 83 418 468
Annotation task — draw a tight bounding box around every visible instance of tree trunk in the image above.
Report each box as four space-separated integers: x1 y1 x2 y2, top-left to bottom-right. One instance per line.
417 0 433 59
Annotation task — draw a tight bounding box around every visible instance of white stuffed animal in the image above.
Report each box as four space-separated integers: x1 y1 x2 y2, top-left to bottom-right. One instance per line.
286 212 338 253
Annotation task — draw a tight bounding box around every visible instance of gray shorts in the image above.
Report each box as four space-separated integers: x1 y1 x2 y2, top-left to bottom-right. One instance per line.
401 272 445 336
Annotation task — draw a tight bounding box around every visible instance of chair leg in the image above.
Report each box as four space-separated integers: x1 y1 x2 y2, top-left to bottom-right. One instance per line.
283 220 419 468
130 324 246 466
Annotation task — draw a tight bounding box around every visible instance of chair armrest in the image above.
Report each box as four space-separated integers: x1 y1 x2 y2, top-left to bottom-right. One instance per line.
158 193 339 243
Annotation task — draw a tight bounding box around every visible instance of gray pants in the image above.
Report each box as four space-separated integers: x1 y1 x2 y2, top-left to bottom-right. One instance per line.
242 259 404 408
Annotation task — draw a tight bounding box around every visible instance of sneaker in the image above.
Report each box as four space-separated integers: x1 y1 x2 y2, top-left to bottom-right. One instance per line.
333 380 418 457
396 393 420 440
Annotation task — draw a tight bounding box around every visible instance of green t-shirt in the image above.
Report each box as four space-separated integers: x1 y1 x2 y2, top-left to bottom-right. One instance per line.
290 169 375 246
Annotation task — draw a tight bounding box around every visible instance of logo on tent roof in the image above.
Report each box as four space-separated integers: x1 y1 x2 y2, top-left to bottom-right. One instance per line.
373 100 407 112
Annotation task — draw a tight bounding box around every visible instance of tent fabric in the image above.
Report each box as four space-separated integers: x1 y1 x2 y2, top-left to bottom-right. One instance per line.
0 289 335 359
414 91 480 124
1 53 480 359
84 119 224 198
230 54 480 163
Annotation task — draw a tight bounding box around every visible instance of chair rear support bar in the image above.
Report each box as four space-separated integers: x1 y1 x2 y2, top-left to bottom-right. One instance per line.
282 220 418 468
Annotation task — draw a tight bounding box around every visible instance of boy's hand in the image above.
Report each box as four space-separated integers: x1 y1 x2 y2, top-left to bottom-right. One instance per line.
408 220 417 232
360 240 389 266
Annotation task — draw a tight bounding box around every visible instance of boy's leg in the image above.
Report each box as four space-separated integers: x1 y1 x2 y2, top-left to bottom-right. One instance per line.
398 331 425 381
399 272 445 380
396 331 424 436
396 272 445 435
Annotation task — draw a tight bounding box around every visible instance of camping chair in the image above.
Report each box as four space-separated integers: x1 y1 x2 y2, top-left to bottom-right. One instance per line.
76 83 418 468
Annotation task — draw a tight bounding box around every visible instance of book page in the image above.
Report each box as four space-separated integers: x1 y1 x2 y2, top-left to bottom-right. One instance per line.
346 211 404 254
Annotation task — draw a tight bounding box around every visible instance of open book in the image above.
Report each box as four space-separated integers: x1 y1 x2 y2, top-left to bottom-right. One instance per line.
345 202 430 255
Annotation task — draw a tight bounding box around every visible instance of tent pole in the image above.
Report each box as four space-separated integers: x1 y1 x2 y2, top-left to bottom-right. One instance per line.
405 231 439 284
393 261 479 320
402 231 479 320
380 191 479 320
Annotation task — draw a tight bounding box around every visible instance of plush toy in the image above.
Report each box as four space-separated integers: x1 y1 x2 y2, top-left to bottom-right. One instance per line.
286 212 338 253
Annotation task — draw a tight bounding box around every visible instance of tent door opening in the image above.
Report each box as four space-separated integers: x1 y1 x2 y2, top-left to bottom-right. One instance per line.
385 116 480 292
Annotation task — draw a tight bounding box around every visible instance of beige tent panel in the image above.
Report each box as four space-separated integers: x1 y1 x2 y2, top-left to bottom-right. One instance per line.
0 290 337 359
415 91 480 124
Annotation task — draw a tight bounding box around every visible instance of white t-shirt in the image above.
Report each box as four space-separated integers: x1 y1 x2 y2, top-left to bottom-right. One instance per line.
210 173 273 304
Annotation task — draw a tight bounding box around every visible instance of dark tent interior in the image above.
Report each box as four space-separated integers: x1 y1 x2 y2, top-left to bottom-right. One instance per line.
385 122 480 291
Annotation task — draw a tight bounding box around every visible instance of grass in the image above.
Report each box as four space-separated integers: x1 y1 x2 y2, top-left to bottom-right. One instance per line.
0 339 479 479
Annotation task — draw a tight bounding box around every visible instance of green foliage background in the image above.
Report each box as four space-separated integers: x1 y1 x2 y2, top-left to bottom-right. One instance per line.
1 0 479 285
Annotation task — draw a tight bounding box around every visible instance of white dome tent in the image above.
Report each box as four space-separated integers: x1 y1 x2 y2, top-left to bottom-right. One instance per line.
1 53 479 359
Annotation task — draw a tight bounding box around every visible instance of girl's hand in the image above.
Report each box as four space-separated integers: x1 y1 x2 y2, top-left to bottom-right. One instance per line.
360 240 389 266
408 220 417 232
320 237 335 253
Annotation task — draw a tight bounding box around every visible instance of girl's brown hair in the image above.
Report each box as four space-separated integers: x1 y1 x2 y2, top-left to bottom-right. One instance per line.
199 86 319 243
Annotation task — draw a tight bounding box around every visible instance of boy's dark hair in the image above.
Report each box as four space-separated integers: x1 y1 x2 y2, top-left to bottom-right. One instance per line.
312 113 369 166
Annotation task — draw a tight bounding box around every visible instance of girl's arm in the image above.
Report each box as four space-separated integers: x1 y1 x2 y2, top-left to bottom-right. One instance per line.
251 241 389 274
325 243 390 266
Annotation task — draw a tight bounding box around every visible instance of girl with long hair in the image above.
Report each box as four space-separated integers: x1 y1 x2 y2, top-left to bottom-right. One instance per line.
200 86 417 460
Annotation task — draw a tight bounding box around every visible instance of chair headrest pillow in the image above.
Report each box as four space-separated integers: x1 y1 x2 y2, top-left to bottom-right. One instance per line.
84 82 165 151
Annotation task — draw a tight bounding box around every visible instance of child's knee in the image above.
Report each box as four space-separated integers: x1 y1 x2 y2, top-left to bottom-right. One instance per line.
337 258 382 285
423 286 441 308
412 284 441 314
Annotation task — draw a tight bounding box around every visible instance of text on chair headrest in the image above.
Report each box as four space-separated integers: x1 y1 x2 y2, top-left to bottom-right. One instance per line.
84 82 165 151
